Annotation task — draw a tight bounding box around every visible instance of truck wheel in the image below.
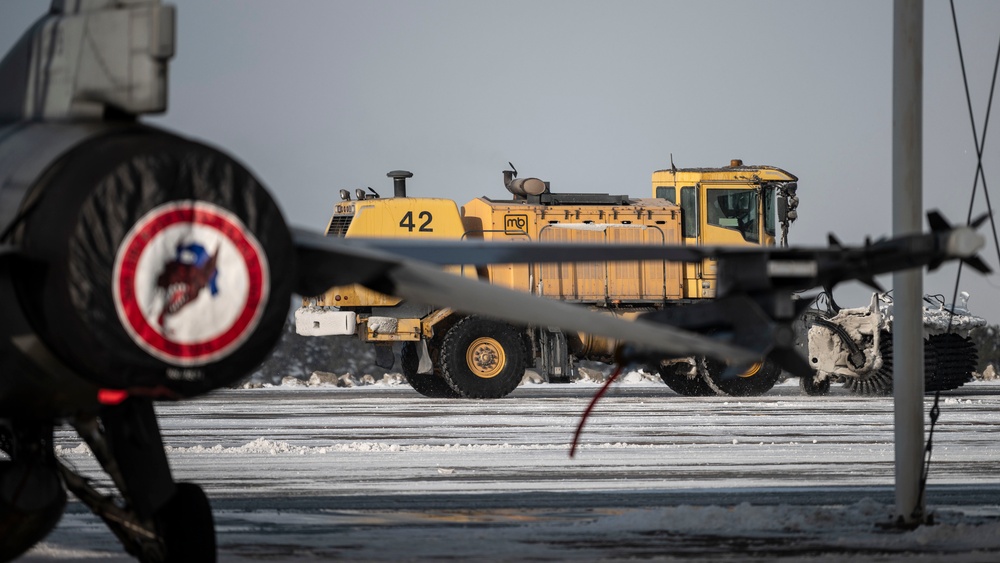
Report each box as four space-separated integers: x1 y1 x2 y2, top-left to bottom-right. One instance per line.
799 373 831 396
658 364 714 396
440 317 527 399
700 357 782 397
400 343 460 398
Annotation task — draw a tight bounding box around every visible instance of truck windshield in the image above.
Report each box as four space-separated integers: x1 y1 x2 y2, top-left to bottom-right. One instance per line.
706 188 759 243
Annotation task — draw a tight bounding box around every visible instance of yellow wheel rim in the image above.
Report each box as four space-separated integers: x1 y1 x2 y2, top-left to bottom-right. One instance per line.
736 360 763 379
466 337 506 379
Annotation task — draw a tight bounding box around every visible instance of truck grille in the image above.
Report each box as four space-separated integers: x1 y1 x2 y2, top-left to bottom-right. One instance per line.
326 215 353 237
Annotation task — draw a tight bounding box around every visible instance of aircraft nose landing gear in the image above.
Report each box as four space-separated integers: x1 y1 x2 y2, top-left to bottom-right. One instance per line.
61 398 217 562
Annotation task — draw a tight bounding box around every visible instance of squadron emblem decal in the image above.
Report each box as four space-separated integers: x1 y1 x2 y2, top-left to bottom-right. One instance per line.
113 201 270 366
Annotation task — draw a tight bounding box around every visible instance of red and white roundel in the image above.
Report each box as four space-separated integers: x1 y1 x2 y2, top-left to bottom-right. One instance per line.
113 201 270 366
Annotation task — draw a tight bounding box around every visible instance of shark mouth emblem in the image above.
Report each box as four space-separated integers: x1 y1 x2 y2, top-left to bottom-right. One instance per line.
157 243 220 327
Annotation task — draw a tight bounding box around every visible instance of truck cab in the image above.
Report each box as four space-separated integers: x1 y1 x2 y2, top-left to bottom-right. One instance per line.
651 159 798 298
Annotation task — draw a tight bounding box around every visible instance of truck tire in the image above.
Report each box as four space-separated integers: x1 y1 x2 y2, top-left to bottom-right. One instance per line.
440 317 527 399
658 363 714 396
700 357 782 397
799 372 831 396
400 342 460 398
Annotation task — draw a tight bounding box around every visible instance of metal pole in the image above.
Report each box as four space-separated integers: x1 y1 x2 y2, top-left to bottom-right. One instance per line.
892 0 925 525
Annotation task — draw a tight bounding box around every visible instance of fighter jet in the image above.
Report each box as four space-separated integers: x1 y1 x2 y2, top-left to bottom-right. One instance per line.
0 2 989 562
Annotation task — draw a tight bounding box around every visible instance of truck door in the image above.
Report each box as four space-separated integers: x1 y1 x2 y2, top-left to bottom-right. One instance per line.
679 186 707 298
698 184 763 297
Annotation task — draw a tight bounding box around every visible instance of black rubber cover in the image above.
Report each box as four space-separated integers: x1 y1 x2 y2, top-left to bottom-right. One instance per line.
14 127 294 397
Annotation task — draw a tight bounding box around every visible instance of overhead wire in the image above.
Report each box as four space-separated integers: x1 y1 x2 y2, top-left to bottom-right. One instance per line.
917 0 1000 523
947 0 1000 335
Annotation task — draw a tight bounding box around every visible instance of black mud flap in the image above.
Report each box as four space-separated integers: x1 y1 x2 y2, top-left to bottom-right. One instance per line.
374 344 395 370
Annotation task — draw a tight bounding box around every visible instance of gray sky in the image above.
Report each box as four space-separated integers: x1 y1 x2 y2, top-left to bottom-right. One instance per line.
2 1 999 322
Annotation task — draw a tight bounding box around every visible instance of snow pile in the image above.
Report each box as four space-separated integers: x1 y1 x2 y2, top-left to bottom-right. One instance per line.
920 304 988 334
143 439 661 455
242 371 407 389
54 443 92 456
980 364 997 380
173 437 318 455
255 365 661 389
244 310 392 385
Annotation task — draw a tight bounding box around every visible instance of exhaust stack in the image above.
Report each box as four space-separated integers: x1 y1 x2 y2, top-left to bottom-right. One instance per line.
503 166 546 198
387 170 412 198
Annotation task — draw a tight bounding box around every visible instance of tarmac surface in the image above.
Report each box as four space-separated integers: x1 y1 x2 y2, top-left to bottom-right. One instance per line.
22 379 1000 561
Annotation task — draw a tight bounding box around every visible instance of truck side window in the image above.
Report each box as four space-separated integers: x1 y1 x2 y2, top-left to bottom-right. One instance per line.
680 186 697 238
655 186 676 204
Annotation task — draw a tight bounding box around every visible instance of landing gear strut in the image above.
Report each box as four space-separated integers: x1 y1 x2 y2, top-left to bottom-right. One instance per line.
64 398 216 562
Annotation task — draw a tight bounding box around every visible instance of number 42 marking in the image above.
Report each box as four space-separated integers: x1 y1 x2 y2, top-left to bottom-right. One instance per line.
400 210 433 232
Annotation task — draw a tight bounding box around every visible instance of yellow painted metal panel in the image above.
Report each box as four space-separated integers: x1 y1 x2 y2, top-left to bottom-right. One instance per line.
651 165 797 188
348 198 467 239
463 196 685 302
656 217 684 299
537 226 578 299
315 284 401 307
461 198 533 291
571 229 606 300
537 225 681 303
316 198 469 305
363 317 422 342
607 227 644 299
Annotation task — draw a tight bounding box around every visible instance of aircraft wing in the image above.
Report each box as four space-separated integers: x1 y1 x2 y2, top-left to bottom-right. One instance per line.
291 228 756 364
294 212 990 379
314 211 989 284
304 211 990 298
304 232 709 271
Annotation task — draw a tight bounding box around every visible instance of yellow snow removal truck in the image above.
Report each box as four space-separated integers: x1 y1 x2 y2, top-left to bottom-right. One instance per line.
296 160 800 398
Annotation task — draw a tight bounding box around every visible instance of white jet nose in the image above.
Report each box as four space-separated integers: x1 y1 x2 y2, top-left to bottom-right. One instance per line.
946 227 985 258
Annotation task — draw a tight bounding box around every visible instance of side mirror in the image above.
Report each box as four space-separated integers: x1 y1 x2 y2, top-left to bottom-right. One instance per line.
777 182 798 223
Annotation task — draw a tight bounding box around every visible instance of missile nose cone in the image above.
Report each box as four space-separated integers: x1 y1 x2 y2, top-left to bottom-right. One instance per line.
946 227 985 258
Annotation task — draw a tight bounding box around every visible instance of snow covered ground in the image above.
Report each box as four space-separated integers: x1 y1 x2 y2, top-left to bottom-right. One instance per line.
22 378 1000 561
